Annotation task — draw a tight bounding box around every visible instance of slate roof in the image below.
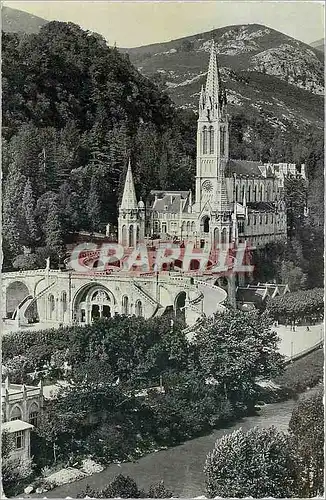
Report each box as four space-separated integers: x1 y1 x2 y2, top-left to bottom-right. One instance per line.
226 160 275 179
236 287 268 304
247 202 275 211
149 190 191 214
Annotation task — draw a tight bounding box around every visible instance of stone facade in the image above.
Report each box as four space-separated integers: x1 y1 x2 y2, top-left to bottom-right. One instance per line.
118 41 306 250
1 377 43 461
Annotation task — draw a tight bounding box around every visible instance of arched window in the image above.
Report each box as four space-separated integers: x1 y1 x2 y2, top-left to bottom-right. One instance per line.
10 405 22 421
265 213 268 224
254 186 257 202
136 225 140 242
260 214 263 225
235 185 239 202
121 225 127 246
186 221 190 234
135 300 142 317
214 228 219 246
202 216 210 233
29 402 39 427
221 228 227 244
209 126 214 154
248 186 251 202
254 215 257 225
61 291 67 313
122 296 129 315
260 185 264 201
202 126 208 154
49 294 55 319
191 221 196 232
128 225 134 248
220 128 225 156
242 185 245 201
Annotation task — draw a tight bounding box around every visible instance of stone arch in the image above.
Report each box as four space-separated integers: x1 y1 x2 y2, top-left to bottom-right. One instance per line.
122 295 129 315
72 283 116 324
175 291 186 321
6 281 30 318
121 225 127 246
10 404 23 421
135 300 142 317
201 215 210 233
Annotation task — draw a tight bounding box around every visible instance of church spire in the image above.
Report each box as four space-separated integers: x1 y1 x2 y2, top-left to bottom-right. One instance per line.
120 159 137 210
205 40 220 106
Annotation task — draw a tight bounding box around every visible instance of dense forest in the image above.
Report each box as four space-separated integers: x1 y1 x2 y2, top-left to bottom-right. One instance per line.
2 21 324 284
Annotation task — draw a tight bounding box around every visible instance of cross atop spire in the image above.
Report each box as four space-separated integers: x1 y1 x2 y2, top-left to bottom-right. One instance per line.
120 159 137 211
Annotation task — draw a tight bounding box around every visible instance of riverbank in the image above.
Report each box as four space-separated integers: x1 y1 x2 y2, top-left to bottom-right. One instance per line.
31 386 321 499
19 346 324 499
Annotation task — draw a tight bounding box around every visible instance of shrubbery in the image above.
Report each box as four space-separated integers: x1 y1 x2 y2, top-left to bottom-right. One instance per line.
204 426 298 498
76 475 173 498
267 288 324 323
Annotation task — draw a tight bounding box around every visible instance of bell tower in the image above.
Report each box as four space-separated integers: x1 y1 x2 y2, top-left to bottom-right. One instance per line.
194 41 229 212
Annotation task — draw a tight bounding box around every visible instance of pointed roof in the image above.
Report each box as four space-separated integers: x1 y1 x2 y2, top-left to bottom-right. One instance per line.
205 40 220 104
120 159 137 210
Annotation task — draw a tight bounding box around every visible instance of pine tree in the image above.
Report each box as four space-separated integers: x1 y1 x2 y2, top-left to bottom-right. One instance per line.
87 176 101 233
44 200 64 250
2 166 27 258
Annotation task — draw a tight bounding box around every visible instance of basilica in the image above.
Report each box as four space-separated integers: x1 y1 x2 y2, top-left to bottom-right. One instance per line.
118 41 306 250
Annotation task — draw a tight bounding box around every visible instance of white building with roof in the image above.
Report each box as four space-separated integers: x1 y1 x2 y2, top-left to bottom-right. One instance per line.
118 41 306 251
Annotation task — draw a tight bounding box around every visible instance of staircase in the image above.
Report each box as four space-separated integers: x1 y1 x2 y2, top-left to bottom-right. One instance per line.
131 280 163 317
15 279 57 324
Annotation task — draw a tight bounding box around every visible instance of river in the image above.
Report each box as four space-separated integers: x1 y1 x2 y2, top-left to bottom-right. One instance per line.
44 388 318 499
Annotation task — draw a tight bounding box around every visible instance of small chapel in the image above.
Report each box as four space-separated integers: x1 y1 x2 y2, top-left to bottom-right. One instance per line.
118 41 306 250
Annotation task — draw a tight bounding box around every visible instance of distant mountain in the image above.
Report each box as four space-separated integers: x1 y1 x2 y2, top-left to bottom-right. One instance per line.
310 38 324 53
122 24 324 130
1 6 48 33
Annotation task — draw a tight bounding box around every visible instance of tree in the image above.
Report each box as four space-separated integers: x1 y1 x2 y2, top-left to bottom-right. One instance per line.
195 309 283 403
289 389 324 497
44 199 64 250
87 175 101 233
204 426 298 498
2 431 33 497
2 166 27 258
22 178 39 247
279 260 307 291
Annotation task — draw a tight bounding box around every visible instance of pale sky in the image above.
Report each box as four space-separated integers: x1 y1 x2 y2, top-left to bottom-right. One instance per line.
3 1 325 47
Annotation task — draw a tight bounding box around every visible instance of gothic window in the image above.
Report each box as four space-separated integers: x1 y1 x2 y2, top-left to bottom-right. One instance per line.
254 215 257 225
29 402 39 427
135 300 142 317
220 128 225 156
10 405 22 421
214 228 219 245
191 221 196 232
260 214 263 224
202 216 210 233
242 185 245 201
248 216 251 226
209 126 214 154
121 225 127 246
235 185 239 202
248 186 251 202
186 221 190 234
202 126 208 154
128 225 134 247
260 185 264 201
221 228 227 244
136 225 140 242
265 213 268 224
